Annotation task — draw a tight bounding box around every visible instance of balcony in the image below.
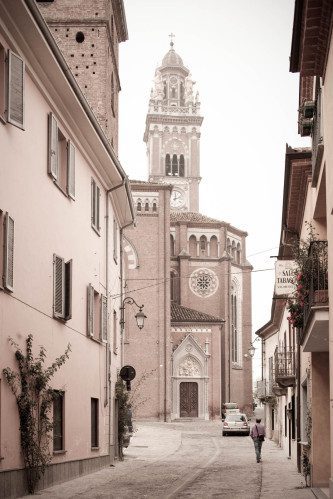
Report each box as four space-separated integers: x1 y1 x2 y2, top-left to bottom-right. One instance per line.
311 91 324 188
256 379 279 401
302 241 329 352
274 348 296 388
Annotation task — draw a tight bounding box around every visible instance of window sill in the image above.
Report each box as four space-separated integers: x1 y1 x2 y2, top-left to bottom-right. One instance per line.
232 363 243 370
91 446 99 451
53 450 67 455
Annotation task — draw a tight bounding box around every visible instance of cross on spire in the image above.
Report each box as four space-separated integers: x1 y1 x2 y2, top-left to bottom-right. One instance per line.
169 32 175 47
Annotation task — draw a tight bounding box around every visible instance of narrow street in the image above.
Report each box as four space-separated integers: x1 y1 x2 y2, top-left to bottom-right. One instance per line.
24 421 314 499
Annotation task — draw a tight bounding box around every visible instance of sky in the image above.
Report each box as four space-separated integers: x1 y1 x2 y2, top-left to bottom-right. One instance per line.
118 0 310 380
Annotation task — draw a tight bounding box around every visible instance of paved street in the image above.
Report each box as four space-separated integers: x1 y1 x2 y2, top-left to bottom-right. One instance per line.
22 421 314 499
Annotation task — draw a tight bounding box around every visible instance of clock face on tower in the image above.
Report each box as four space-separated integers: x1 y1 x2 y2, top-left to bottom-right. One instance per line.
170 188 185 208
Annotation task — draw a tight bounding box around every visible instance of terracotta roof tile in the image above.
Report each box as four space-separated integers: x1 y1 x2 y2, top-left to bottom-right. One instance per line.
170 211 225 224
171 302 223 323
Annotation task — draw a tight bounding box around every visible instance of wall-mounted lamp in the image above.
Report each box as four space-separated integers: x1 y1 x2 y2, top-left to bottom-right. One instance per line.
120 296 147 331
245 336 261 358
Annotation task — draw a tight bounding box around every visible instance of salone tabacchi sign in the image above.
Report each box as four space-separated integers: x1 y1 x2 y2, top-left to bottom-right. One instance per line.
274 260 297 297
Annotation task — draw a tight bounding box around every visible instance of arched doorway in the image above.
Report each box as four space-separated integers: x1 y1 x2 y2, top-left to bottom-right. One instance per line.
180 382 198 417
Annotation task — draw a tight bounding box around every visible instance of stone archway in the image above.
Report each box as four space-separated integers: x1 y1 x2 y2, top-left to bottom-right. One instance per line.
171 335 209 420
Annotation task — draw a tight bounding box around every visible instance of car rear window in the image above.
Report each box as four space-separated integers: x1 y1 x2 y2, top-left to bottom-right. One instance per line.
226 414 247 422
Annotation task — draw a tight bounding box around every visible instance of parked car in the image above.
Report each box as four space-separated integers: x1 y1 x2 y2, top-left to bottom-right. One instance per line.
222 413 250 436
221 402 239 420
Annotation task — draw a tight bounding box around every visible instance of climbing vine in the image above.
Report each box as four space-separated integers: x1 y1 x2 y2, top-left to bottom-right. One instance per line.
3 334 71 493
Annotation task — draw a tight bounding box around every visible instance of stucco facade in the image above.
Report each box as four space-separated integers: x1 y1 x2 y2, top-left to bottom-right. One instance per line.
0 1 133 496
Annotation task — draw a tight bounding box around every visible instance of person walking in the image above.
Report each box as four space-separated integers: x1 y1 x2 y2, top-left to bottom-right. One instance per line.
250 418 266 463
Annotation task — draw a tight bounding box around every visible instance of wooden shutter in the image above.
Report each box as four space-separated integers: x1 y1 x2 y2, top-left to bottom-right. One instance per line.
48 113 59 180
53 255 65 318
100 295 107 341
96 186 100 231
7 50 24 129
64 259 72 321
67 141 75 200
87 284 94 337
4 213 14 291
91 179 96 226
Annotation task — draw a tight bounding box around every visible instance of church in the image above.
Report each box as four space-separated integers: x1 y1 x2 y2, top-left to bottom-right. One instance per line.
123 40 253 420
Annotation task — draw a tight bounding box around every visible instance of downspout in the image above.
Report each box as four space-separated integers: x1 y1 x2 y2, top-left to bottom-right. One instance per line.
296 328 301 472
164 191 168 422
105 181 133 463
120 220 135 367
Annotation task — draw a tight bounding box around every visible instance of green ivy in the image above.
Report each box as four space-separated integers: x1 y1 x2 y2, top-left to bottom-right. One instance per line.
3 334 71 493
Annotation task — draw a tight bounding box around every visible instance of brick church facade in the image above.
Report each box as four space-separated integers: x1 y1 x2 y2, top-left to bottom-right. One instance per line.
124 42 253 420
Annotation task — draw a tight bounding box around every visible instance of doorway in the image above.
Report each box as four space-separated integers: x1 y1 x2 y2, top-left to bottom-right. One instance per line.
180 382 198 417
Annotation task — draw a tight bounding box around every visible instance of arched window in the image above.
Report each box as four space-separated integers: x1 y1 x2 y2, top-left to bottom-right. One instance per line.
145 202 149 212
189 235 197 257
231 240 236 260
227 238 231 256
170 234 175 256
231 294 238 363
152 202 157 212
170 271 179 303
137 201 141 212
210 236 218 258
180 82 184 106
236 243 241 264
172 154 178 176
165 154 171 175
163 81 167 99
179 155 185 177
200 235 207 256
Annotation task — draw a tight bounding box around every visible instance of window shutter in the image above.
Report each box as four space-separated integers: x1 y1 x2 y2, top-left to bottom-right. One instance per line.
7 50 24 129
100 295 107 341
87 284 94 337
96 186 100 231
113 219 117 262
67 141 75 200
53 255 65 318
64 259 72 321
4 213 14 291
91 179 96 226
48 113 59 180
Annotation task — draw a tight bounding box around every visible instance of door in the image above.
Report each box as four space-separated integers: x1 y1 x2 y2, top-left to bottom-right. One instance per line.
180 382 198 417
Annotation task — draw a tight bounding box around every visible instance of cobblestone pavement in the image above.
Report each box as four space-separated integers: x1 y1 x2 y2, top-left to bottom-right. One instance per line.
21 420 314 499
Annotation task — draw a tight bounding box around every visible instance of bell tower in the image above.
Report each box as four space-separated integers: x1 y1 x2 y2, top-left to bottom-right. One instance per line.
143 37 203 212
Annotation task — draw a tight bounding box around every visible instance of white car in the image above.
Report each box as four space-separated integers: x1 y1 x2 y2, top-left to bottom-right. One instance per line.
222 413 250 436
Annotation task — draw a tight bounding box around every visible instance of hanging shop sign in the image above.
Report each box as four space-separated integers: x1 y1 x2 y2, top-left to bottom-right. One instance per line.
274 260 297 296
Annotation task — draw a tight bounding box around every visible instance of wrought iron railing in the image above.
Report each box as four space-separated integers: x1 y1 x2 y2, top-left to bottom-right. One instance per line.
274 348 295 387
303 240 328 327
312 90 324 186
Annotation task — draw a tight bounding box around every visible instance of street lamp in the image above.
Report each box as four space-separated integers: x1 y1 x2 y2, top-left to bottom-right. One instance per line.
120 296 147 331
245 336 261 358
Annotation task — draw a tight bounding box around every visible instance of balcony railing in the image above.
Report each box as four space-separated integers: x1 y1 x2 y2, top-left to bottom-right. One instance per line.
312 90 324 187
274 347 296 388
303 240 328 328
256 378 275 400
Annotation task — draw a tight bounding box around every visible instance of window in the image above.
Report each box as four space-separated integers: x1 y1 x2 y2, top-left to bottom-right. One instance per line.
172 154 178 175
0 211 14 292
170 234 175 256
113 310 118 353
87 284 107 341
113 218 118 263
152 202 157 212
91 398 99 448
137 201 142 212
200 235 207 255
145 202 149 212
91 179 100 233
231 294 238 363
53 255 72 321
210 236 218 258
165 154 171 175
53 391 64 451
48 113 75 198
179 155 185 177
0 44 5 122
189 235 197 257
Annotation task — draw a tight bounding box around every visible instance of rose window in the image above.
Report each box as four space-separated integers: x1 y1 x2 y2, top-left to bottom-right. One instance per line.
189 268 218 297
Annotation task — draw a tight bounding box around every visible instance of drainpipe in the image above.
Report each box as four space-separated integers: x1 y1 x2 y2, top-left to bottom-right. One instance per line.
106 181 133 463
296 328 301 472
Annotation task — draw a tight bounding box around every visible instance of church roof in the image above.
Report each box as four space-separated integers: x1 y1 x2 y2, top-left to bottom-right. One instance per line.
170 211 225 225
171 302 223 323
